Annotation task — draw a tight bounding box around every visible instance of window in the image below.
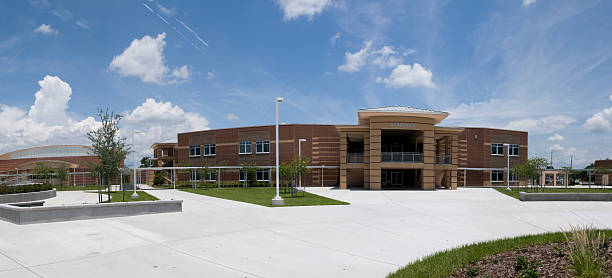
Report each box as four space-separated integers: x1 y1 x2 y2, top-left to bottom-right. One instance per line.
205 171 216 182
256 140 270 154
510 173 519 182
189 145 201 157
239 170 246 181
509 144 519 156
491 170 504 182
256 169 270 181
190 170 201 181
491 143 504 156
239 141 252 154
204 144 216 156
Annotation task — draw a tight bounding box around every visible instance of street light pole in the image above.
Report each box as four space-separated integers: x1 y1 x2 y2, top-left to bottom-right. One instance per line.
132 130 142 199
504 143 510 191
272 97 284 206
298 139 307 189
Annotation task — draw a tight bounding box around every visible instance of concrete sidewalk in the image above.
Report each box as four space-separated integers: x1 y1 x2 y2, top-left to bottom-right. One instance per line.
0 188 610 278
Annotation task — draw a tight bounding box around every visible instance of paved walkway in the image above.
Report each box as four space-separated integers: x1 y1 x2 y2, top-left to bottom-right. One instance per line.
44 191 108 205
0 188 611 278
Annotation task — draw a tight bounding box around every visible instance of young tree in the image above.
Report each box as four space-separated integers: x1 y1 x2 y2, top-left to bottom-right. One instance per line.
55 164 69 188
198 164 212 188
292 156 310 197
240 163 257 187
33 162 52 184
153 171 165 186
139 156 152 168
87 108 130 203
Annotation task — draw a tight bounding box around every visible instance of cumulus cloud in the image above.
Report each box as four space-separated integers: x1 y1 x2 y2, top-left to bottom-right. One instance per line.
338 41 406 73
109 32 191 85
0 76 209 161
547 133 564 141
34 24 58 35
225 113 240 121
584 95 612 132
376 63 435 88
548 144 564 152
276 0 332 21
505 115 576 133
338 41 372 72
330 32 341 45
522 0 536 7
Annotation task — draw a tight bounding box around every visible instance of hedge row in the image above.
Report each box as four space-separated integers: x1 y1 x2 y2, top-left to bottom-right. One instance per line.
0 183 53 195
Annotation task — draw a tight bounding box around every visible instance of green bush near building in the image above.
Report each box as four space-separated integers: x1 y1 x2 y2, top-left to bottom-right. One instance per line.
0 183 53 195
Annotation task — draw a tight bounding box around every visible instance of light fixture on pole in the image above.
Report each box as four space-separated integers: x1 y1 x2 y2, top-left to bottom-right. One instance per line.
298 138 307 189
132 130 143 199
272 97 284 206
504 143 510 191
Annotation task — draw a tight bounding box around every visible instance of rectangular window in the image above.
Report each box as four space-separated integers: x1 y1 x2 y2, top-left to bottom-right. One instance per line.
256 140 270 154
189 145 201 157
205 171 216 182
239 141 252 154
190 170 201 181
509 144 519 156
204 144 216 156
239 170 246 181
491 143 504 156
256 169 270 181
491 170 504 182
510 173 519 182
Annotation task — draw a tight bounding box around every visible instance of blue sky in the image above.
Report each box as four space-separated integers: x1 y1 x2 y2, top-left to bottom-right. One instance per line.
1 0 611 167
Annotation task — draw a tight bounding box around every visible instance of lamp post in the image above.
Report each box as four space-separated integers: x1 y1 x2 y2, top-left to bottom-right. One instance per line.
272 97 284 206
15 168 19 184
298 138 307 189
504 143 510 191
132 130 143 199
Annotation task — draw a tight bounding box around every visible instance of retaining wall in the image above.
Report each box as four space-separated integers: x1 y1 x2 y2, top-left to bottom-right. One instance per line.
0 189 56 204
519 192 612 201
0 200 182 225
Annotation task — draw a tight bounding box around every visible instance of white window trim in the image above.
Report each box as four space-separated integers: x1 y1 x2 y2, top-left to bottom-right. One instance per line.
205 172 217 182
239 141 252 155
239 170 246 182
190 170 201 182
491 143 504 156
256 169 270 181
256 141 270 154
189 145 201 157
508 144 519 157
490 170 505 182
204 144 216 157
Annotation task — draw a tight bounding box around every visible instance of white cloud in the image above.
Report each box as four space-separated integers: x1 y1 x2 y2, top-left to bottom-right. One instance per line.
505 115 576 133
330 32 341 45
34 24 58 35
371 45 401 69
583 95 612 132
338 41 372 72
109 33 190 85
547 133 564 141
549 144 564 152
225 113 240 121
276 0 332 21
76 21 89 30
207 71 216 80
338 41 408 73
156 2 175 16
0 76 210 161
51 9 72 21
376 63 435 89
522 0 536 7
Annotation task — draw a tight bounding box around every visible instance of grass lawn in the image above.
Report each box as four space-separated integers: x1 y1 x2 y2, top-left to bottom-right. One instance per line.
55 185 108 191
494 187 612 200
387 230 612 278
180 187 349 207
88 190 158 202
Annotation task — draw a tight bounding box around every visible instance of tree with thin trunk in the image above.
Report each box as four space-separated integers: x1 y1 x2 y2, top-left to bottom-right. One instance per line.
55 164 69 188
87 108 130 203
34 162 52 184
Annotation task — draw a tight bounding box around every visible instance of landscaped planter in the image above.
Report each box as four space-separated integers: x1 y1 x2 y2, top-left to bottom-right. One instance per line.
0 189 56 204
519 192 612 201
0 200 182 225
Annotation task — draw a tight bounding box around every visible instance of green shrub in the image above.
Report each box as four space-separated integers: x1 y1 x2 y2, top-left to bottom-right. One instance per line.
466 266 479 277
0 183 53 195
514 255 529 271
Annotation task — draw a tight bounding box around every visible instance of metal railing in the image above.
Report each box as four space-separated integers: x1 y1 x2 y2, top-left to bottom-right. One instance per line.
435 154 452 165
346 153 364 163
381 152 423 163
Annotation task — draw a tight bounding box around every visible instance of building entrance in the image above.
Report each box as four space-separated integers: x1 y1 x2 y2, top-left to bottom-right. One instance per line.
381 169 421 189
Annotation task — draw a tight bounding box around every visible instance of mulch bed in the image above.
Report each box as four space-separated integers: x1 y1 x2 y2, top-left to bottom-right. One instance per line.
449 240 612 278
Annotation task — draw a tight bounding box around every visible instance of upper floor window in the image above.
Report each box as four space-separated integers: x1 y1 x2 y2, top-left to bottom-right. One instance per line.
256 169 270 181
509 144 519 156
189 145 201 157
491 143 504 156
190 170 201 181
239 141 252 154
204 144 216 156
256 140 270 154
491 170 504 182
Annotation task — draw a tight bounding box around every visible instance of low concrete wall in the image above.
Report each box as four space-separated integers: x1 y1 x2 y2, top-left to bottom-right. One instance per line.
0 189 56 204
519 192 612 201
0 200 182 225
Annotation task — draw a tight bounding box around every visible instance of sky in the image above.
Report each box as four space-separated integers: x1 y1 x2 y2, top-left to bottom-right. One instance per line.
1 0 611 168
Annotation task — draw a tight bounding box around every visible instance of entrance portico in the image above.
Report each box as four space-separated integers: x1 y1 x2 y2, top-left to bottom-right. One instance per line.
338 106 461 190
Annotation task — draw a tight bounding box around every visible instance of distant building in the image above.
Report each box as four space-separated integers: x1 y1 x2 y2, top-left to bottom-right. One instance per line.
594 159 612 186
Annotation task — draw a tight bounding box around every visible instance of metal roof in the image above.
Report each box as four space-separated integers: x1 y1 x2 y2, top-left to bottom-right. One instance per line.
359 106 448 115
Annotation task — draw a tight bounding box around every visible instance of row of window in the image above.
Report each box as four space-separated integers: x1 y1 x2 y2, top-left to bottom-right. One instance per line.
189 169 270 182
491 143 519 156
190 141 270 157
490 170 518 182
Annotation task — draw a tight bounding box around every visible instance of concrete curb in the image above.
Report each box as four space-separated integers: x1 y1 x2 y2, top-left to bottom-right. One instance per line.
519 192 612 201
0 200 182 225
0 189 56 204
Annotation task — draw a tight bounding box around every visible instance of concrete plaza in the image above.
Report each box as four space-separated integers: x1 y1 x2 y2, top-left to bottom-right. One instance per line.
0 188 611 278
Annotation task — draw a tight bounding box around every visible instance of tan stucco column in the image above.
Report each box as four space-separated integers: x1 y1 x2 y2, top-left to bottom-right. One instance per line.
363 135 370 189
422 129 435 190
339 134 347 189
450 135 458 189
